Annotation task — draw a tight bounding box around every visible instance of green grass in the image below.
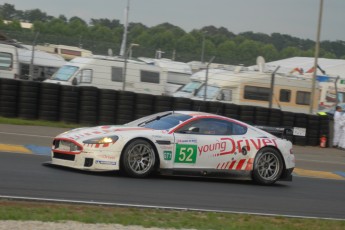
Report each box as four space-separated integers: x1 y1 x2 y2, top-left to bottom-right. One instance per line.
0 116 80 128
0 200 344 230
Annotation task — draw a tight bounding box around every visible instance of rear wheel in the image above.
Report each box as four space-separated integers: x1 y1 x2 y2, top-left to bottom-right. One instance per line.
252 147 283 185
121 140 156 178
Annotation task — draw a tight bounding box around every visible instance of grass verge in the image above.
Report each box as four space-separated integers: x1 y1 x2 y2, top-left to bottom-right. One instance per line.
0 200 344 230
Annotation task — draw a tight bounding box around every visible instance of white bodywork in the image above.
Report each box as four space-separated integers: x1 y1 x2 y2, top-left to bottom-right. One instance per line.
50 111 295 183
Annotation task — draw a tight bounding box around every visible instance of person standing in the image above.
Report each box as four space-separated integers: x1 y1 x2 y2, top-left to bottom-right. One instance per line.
333 106 343 148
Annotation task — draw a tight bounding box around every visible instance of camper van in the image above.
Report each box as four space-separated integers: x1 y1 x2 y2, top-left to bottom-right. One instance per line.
138 57 192 94
0 43 19 79
44 56 170 95
173 68 231 98
189 69 319 114
36 44 92 61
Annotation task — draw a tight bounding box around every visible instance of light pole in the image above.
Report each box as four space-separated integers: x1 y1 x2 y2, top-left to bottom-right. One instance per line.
122 43 139 91
29 31 39 81
309 0 323 114
203 56 215 101
201 32 206 64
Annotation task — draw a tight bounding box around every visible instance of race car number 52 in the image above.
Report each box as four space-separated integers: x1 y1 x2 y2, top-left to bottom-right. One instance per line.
175 144 197 163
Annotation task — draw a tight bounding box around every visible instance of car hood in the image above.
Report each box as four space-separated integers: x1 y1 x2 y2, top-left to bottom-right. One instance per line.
56 125 153 142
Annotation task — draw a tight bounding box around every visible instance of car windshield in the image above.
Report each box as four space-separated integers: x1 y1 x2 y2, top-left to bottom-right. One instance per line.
51 65 79 81
195 85 220 99
126 112 192 130
179 81 203 93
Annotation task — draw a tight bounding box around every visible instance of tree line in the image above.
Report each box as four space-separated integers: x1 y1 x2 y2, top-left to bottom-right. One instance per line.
0 3 344 65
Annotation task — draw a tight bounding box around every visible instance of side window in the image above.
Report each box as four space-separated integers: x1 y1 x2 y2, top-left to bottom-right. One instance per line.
141 70 160 84
176 118 247 135
296 91 310 105
80 69 92 83
244 86 270 101
280 89 291 102
112 66 123 82
0 52 13 70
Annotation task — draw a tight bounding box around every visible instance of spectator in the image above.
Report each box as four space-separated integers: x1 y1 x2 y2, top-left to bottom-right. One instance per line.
333 106 343 148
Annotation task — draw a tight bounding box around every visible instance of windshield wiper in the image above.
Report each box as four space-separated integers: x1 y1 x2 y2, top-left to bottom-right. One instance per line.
137 112 173 127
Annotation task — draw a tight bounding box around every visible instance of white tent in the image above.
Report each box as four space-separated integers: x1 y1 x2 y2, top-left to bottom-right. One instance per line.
262 57 345 79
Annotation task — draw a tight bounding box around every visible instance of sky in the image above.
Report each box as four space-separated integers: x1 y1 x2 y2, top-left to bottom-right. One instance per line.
0 0 344 41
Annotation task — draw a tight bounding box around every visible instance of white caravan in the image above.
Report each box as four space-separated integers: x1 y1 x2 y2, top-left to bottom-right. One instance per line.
0 43 19 79
173 68 233 98
17 46 66 80
138 57 192 95
189 69 319 114
44 56 169 95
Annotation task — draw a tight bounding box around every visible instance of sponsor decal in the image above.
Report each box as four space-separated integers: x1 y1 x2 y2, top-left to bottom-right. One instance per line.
98 154 116 160
163 151 172 160
83 143 112 148
176 139 197 144
198 141 226 156
95 160 116 165
174 144 197 164
216 158 254 171
159 145 173 150
198 138 277 157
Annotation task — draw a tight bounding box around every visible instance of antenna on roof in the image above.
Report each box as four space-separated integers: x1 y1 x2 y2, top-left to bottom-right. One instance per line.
256 56 266 73
108 48 113 56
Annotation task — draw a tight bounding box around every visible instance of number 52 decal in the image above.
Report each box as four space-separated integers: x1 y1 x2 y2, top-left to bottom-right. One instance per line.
175 144 197 163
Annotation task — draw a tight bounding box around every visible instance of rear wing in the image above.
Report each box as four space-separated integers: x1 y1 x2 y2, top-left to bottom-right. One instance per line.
255 125 293 142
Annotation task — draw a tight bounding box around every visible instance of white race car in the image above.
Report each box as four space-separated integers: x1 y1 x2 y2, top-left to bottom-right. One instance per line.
48 111 295 185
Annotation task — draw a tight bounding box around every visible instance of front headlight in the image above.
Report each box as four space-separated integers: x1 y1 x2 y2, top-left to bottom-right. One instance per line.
83 135 119 144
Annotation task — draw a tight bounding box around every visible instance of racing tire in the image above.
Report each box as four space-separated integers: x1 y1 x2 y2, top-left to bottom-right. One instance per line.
121 139 157 178
252 147 283 185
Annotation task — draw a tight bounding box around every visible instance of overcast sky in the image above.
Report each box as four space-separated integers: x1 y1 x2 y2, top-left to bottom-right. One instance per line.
1 0 344 41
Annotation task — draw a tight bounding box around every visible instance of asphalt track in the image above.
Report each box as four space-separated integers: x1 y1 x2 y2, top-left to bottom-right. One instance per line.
0 124 345 220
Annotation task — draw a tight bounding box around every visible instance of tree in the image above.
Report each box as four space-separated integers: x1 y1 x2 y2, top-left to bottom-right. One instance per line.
23 9 50 22
236 40 262 65
90 18 120 29
0 3 17 20
259 44 279 62
280 46 301 59
216 40 237 64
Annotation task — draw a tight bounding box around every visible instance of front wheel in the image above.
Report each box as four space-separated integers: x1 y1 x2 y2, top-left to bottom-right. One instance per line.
121 139 156 178
252 147 283 185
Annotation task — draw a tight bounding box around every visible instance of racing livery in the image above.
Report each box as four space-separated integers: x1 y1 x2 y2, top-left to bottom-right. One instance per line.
48 111 295 185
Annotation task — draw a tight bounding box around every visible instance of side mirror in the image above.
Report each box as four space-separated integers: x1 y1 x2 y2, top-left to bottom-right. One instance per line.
192 89 197 96
72 77 78 86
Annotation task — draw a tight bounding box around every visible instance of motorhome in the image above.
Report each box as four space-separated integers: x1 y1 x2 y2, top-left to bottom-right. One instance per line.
36 44 92 61
189 69 319 114
0 43 19 79
0 43 65 81
17 46 66 80
313 76 345 110
138 57 192 94
173 68 233 98
44 55 170 95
